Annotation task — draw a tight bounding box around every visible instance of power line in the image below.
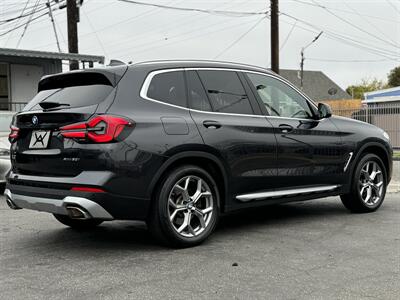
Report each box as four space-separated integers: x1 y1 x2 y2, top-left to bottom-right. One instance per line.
75 0 231 56
46 0 61 52
16 0 41 48
3 0 31 47
280 20 297 51
280 12 400 60
309 0 399 49
343 2 398 46
0 11 48 38
110 16 264 58
81 6 108 58
214 16 266 59
93 3 261 56
385 0 400 14
0 1 49 24
118 0 268 17
290 0 399 23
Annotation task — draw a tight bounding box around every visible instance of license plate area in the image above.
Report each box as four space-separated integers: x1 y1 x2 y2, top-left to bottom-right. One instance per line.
29 131 51 149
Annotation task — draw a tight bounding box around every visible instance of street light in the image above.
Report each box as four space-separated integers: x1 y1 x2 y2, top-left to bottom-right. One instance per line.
300 31 323 89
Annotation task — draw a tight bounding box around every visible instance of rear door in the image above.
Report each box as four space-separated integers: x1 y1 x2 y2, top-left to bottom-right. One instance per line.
186 69 278 206
245 72 345 189
11 71 122 177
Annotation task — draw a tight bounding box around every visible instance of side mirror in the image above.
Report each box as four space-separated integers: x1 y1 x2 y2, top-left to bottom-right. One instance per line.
318 103 332 119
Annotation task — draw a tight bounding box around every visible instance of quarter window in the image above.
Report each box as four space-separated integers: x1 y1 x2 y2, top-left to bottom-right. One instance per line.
147 71 186 107
247 73 314 119
197 70 254 115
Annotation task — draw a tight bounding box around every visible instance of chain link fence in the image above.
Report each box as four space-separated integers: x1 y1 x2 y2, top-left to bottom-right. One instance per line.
332 103 400 149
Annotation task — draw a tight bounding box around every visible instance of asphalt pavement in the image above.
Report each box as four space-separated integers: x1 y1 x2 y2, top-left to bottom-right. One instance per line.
0 193 399 300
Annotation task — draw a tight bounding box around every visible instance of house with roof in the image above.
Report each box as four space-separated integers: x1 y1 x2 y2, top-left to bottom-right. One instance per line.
0 48 104 111
279 69 351 102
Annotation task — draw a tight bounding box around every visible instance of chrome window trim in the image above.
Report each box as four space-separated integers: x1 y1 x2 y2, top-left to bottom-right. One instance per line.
139 67 319 122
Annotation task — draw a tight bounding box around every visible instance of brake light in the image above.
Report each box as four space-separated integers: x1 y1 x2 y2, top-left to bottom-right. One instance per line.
9 126 19 142
60 115 134 143
71 187 105 193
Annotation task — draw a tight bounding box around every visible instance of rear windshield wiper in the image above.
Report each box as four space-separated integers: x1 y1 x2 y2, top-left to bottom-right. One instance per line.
39 102 70 110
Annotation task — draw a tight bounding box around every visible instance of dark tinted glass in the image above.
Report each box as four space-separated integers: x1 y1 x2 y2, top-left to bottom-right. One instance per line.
197 70 253 115
25 73 115 111
187 71 212 111
147 71 186 107
26 85 114 111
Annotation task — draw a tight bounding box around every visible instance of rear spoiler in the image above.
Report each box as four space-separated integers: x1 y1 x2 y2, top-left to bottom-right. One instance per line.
38 66 128 92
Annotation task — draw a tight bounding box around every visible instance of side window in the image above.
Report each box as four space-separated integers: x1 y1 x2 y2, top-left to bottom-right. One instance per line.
146 71 186 107
247 73 314 119
186 71 212 112
197 70 254 115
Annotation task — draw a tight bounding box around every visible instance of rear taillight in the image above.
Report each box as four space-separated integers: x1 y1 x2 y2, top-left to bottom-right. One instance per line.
9 126 19 142
60 115 134 143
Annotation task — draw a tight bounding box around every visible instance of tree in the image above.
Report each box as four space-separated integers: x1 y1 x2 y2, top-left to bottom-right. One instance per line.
346 78 387 99
388 66 400 87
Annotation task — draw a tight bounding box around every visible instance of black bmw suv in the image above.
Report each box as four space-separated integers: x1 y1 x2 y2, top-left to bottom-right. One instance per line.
5 61 393 247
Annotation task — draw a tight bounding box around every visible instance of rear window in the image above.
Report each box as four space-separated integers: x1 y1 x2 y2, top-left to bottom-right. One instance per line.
24 73 114 111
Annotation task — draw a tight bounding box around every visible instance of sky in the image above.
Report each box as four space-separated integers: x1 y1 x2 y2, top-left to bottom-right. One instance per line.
0 0 399 89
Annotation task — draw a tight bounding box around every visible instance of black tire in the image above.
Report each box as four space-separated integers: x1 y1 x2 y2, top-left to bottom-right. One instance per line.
147 165 220 248
341 153 387 213
53 214 103 229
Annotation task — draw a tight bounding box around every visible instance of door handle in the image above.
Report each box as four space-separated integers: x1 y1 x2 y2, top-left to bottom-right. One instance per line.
278 124 293 133
203 120 221 129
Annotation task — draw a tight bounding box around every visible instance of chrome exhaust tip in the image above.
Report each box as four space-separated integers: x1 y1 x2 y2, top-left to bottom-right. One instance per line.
66 206 90 220
6 197 21 210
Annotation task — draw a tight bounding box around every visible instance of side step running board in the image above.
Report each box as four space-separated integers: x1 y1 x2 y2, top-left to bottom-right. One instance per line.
236 185 340 202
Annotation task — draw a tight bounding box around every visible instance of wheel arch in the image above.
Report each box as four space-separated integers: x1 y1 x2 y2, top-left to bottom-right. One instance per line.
147 151 230 213
350 142 392 184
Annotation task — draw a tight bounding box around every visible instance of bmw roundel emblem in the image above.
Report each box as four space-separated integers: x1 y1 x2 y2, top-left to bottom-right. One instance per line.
32 115 39 125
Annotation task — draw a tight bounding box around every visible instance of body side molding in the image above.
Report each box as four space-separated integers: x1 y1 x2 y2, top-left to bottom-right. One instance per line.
236 185 340 202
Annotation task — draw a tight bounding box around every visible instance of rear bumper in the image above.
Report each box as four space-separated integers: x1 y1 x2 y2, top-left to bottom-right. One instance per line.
5 189 114 220
5 172 151 220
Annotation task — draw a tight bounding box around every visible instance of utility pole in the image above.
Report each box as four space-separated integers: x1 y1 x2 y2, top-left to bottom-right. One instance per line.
67 0 79 70
300 31 323 89
270 0 279 74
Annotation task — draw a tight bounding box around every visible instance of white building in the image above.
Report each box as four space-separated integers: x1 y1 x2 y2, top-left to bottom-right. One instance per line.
0 48 104 111
363 86 400 106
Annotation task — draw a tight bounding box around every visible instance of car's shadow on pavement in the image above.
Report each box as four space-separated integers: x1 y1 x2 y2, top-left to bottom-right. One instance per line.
218 199 348 231
16 198 352 253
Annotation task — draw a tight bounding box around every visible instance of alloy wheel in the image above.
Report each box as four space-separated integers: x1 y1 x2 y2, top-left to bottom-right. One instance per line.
358 161 384 207
167 175 214 238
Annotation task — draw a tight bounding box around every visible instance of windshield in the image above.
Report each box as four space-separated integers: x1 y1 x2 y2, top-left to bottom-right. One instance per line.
0 113 14 131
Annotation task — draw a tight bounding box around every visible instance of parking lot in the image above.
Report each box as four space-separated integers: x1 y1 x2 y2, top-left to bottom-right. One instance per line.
1 190 399 300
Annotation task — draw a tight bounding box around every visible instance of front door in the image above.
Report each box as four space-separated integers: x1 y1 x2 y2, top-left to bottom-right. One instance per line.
245 72 345 190
186 69 278 207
